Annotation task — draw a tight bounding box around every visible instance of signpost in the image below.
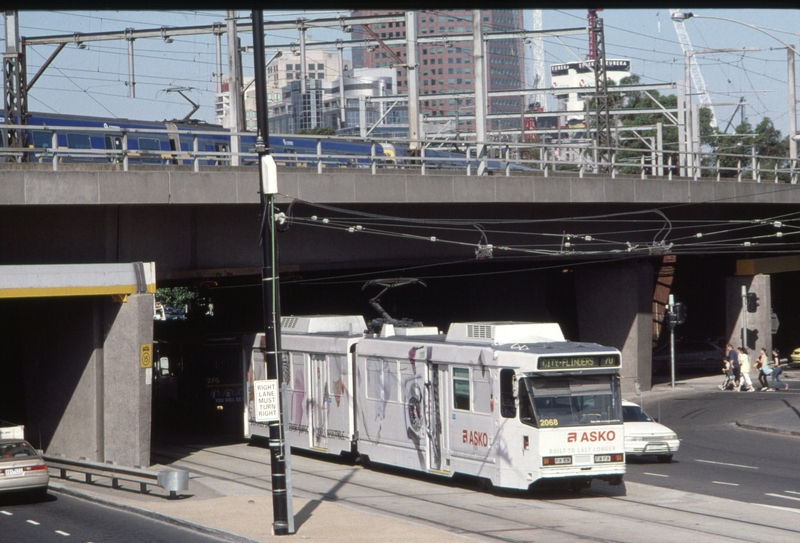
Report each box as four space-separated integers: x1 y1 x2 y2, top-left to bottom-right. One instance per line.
254 380 280 422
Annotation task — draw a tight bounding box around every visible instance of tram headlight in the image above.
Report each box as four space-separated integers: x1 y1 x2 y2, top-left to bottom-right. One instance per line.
542 455 572 466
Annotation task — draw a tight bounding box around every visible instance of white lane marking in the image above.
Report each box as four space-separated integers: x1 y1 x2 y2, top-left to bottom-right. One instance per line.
55 530 70 536
786 490 800 496
766 493 800 502
644 472 669 478
712 481 740 486
696 459 759 470
26 520 40 525
752 503 800 513
0 511 12 516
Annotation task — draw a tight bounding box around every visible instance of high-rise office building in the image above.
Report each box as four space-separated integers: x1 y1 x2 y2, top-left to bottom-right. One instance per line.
350 9 525 134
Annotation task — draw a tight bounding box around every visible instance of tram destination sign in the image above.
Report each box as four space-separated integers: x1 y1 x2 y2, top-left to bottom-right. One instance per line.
537 354 620 370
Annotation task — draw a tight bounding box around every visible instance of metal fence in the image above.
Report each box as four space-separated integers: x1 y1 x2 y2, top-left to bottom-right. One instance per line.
1 124 797 183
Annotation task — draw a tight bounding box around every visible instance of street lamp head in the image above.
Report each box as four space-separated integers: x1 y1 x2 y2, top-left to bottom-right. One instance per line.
671 11 694 22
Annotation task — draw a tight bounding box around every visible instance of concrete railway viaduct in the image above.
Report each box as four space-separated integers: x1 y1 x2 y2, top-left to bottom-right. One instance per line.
2 164 798 467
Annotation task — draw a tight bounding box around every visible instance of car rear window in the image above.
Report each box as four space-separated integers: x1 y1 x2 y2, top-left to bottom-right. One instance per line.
0 442 37 459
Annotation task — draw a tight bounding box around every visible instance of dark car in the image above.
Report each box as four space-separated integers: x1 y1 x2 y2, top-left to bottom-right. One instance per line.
652 340 725 374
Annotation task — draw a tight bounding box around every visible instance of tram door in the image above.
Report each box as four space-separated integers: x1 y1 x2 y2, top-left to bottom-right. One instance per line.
425 363 445 471
310 354 328 450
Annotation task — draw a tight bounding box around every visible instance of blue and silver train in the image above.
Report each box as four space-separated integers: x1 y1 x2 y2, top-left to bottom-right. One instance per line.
2 112 533 173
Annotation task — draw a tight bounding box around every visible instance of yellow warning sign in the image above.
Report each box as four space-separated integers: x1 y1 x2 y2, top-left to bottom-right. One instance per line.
140 343 153 369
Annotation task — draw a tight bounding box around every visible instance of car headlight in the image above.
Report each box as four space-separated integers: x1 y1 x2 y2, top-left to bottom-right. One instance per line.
625 434 678 441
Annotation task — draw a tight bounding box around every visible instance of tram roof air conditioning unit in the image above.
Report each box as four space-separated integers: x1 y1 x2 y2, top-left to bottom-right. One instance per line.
445 322 565 345
281 315 366 336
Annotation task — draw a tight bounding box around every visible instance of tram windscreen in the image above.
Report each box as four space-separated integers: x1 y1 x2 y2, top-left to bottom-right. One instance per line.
518 374 621 428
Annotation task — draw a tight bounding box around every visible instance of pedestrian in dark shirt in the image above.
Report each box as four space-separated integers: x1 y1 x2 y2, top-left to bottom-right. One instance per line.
726 343 741 389
769 348 789 391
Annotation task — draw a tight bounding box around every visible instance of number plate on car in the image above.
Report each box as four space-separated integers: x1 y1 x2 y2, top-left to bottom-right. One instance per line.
3 468 23 477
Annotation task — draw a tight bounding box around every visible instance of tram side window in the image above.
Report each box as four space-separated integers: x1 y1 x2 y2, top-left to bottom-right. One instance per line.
500 368 516 418
453 367 470 411
518 380 535 426
472 370 492 414
366 357 398 402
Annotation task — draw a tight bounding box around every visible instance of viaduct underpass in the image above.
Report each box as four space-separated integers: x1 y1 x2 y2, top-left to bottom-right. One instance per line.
2 165 798 466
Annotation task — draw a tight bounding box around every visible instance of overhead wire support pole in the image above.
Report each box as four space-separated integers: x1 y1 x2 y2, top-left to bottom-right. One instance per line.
473 9 487 176
252 9 293 536
590 15 612 172
125 28 135 98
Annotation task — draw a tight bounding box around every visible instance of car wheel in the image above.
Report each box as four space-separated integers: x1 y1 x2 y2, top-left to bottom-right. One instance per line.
657 454 673 464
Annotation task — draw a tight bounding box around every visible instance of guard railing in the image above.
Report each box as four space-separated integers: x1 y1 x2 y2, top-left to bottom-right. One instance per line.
44 455 189 499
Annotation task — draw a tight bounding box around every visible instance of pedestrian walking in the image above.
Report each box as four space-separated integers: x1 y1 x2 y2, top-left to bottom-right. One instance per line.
726 344 741 389
769 348 789 391
738 347 754 392
718 359 736 391
756 348 771 391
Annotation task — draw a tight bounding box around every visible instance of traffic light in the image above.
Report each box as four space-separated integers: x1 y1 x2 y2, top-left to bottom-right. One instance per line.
667 303 686 328
746 292 758 313
674 302 686 324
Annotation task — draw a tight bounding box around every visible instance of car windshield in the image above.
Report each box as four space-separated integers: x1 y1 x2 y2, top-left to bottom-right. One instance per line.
518 374 622 428
622 405 654 423
0 441 38 460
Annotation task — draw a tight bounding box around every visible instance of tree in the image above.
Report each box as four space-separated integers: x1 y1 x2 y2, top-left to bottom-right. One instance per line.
296 126 336 136
156 287 196 310
709 117 789 180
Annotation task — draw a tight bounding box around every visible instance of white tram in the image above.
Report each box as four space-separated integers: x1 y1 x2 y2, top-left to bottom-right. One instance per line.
244 315 625 491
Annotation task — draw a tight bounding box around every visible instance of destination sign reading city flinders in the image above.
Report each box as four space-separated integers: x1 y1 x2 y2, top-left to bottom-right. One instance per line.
537 354 620 370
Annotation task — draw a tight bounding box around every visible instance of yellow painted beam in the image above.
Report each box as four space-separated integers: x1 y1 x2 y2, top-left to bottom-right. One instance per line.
736 255 800 276
0 263 156 299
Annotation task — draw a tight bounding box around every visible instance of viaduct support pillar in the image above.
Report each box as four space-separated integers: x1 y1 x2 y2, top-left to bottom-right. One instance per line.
725 274 772 355
23 293 153 468
574 263 653 395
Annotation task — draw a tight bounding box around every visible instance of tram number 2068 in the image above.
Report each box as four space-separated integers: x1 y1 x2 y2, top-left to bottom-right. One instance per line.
539 418 559 427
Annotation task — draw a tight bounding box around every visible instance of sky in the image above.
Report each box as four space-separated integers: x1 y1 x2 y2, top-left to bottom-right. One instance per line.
3 9 799 137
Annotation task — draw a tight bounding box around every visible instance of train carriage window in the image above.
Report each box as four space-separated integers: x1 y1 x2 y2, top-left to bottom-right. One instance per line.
214 142 230 166
138 137 162 164
66 133 91 149
32 131 52 149
104 135 122 150
453 367 470 411
104 135 123 163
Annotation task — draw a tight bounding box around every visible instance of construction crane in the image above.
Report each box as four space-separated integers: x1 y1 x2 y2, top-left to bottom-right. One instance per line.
670 8 718 127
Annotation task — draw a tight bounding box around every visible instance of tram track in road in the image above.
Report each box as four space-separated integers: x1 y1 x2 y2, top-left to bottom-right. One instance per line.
152 440 800 542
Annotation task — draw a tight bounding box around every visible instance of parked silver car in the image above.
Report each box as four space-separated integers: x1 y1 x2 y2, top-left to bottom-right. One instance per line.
0 439 49 499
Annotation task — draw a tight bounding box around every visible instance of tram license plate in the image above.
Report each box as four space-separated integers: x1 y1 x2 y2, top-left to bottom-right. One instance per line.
3 468 23 477
595 455 611 462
